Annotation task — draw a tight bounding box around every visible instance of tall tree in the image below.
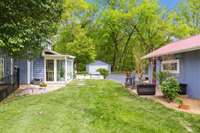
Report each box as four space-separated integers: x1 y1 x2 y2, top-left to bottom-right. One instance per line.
55 0 193 72
0 0 63 59
55 25 96 71
94 0 186 71
54 0 96 71
131 0 192 77
176 0 200 35
94 0 137 71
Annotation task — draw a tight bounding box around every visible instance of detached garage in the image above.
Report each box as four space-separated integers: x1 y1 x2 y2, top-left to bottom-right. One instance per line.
86 60 111 75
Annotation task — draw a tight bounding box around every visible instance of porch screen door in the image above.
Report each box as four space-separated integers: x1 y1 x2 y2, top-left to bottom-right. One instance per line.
0 58 4 81
46 60 54 81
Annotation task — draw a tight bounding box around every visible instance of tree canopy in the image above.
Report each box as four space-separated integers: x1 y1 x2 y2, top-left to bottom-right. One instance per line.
176 0 200 34
54 0 96 71
54 0 199 72
3 0 196 72
92 0 192 71
0 0 63 59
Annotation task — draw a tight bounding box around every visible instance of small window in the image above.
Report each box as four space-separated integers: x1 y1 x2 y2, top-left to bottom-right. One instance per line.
0 58 4 81
161 59 180 74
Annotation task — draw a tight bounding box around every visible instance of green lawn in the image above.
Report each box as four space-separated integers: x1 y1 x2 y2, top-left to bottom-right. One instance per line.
0 80 200 133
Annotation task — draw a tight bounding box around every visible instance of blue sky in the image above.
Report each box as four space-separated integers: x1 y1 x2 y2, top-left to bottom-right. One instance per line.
160 0 180 9
88 0 181 10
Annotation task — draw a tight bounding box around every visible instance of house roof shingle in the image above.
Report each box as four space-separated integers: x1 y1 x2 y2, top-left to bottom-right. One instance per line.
143 35 200 59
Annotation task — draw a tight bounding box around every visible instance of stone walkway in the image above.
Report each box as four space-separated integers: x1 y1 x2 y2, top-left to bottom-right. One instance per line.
127 87 200 115
15 83 66 96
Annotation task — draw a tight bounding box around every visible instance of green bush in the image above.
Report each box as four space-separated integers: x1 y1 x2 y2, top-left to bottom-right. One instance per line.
97 68 109 79
160 77 180 101
39 82 48 88
175 98 183 105
157 71 169 85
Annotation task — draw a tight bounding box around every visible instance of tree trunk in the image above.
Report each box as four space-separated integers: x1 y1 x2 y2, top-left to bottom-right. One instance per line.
111 31 119 71
112 49 117 71
118 25 136 70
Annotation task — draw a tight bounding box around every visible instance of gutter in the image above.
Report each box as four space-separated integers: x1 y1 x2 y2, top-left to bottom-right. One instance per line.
142 46 200 59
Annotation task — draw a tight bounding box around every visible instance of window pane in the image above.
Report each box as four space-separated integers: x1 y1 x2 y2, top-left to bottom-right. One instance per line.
67 61 73 80
162 60 179 73
57 60 65 81
46 60 54 81
171 63 177 70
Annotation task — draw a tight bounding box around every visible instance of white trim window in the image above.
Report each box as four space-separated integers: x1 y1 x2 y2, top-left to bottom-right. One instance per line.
161 59 180 74
44 57 66 83
0 58 4 81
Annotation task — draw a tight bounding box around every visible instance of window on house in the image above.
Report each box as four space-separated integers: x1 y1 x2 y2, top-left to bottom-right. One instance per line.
57 60 65 82
0 58 4 81
161 59 180 74
46 60 54 81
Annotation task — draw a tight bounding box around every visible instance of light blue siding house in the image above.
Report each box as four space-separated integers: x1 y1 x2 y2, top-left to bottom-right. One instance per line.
0 45 75 85
0 51 13 84
144 35 200 99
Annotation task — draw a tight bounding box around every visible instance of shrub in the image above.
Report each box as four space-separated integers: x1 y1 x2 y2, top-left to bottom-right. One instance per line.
175 98 183 105
97 68 109 79
160 77 180 101
157 71 169 85
39 82 48 88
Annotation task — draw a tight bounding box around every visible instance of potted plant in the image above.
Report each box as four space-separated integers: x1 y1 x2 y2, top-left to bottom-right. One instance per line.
39 82 47 89
175 98 190 110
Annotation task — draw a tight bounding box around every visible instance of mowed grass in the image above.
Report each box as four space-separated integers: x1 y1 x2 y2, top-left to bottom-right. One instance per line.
0 80 200 133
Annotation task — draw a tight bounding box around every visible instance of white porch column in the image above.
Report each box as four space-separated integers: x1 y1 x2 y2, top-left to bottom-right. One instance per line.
65 58 68 82
44 58 46 82
27 61 31 84
72 59 74 79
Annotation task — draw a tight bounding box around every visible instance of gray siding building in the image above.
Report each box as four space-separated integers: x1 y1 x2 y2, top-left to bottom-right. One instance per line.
144 35 200 99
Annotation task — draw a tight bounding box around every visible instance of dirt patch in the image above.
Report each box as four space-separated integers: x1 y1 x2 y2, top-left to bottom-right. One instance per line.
149 95 200 114
127 87 200 115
